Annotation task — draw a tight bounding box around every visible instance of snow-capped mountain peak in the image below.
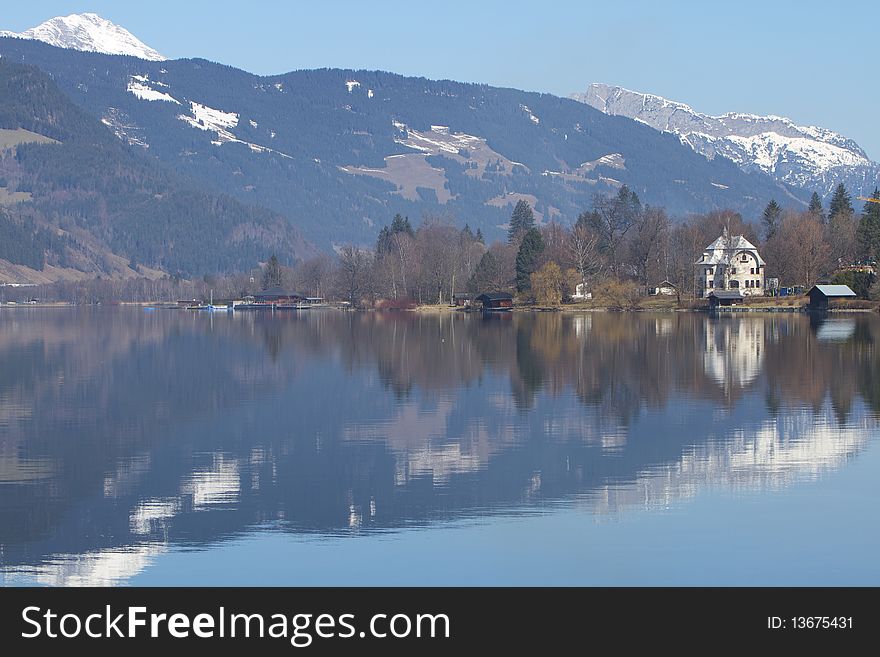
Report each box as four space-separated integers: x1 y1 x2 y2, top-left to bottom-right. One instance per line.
572 82 878 197
0 13 165 61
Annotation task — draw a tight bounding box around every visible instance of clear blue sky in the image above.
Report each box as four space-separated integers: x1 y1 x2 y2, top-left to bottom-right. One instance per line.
4 1 879 159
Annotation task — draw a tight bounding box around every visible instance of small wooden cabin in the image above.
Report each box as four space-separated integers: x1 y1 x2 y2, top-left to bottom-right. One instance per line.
807 284 856 311
475 292 514 310
452 293 474 307
708 290 744 308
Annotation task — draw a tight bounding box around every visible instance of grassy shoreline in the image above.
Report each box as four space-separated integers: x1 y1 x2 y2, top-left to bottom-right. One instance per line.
413 297 880 314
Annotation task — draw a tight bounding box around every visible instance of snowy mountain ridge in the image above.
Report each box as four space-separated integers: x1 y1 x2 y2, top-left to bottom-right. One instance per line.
572 83 879 197
0 13 165 61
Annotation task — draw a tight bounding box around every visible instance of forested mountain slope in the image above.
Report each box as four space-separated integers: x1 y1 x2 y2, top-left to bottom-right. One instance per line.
0 58 314 280
0 37 806 250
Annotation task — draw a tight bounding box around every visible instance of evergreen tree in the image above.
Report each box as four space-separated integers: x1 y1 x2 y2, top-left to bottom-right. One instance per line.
390 213 414 237
857 188 880 261
468 250 502 292
808 192 825 222
376 226 393 254
515 227 545 292
475 228 484 244
461 223 474 240
508 200 536 243
378 214 414 254
613 185 641 222
762 199 781 240
261 254 283 289
828 183 853 221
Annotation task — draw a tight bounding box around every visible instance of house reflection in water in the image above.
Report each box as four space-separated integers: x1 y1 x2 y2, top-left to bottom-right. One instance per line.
703 317 764 392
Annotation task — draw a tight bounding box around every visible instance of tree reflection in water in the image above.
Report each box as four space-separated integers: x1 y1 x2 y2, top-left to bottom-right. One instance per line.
0 308 877 584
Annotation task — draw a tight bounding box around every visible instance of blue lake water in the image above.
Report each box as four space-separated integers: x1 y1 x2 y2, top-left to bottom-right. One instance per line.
0 307 878 586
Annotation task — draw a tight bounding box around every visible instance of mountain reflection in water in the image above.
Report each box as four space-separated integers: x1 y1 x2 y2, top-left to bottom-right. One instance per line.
0 308 877 585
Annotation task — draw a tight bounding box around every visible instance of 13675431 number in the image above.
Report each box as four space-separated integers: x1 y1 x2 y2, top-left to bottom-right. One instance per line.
768 616 854 630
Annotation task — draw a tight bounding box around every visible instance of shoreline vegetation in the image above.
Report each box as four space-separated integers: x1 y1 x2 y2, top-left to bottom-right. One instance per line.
3 188 879 314
4 298 879 314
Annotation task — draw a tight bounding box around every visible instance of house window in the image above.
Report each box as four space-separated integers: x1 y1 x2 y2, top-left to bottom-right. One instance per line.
708 280 714 288
731 268 736 274
741 255 748 262
750 268 755 275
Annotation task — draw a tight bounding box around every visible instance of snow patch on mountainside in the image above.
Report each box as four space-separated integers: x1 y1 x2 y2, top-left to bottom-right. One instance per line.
127 76 179 103
0 13 165 61
182 102 239 134
341 120 539 203
101 107 150 149
394 121 528 175
520 104 540 124
177 102 291 158
542 153 626 183
572 83 880 196
722 133 867 172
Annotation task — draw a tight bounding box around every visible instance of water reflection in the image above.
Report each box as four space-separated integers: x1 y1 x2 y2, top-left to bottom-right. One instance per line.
0 308 878 585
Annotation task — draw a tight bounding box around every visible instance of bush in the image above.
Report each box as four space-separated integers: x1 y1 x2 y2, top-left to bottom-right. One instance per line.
375 297 418 310
594 279 642 310
530 262 564 306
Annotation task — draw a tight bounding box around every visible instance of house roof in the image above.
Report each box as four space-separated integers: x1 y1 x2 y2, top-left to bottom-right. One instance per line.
706 234 758 251
476 292 513 302
809 284 857 298
708 290 744 299
698 234 766 267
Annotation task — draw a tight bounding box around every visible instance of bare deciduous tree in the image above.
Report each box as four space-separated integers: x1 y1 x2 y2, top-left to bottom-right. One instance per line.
772 212 831 288
567 223 602 289
629 207 670 288
336 245 372 306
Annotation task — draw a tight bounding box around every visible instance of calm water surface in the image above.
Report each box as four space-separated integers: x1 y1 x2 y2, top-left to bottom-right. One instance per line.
1 307 878 585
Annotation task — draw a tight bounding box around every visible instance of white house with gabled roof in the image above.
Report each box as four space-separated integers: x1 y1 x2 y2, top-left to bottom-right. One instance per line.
696 230 766 297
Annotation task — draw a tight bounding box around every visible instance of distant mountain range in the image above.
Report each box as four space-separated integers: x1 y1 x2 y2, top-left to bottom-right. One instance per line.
0 15 808 254
4 13 870 281
573 83 880 198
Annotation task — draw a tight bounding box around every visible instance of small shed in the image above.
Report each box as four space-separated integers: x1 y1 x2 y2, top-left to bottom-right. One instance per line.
807 284 857 310
476 292 513 310
452 292 474 307
649 280 677 296
708 290 744 308
571 283 592 300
